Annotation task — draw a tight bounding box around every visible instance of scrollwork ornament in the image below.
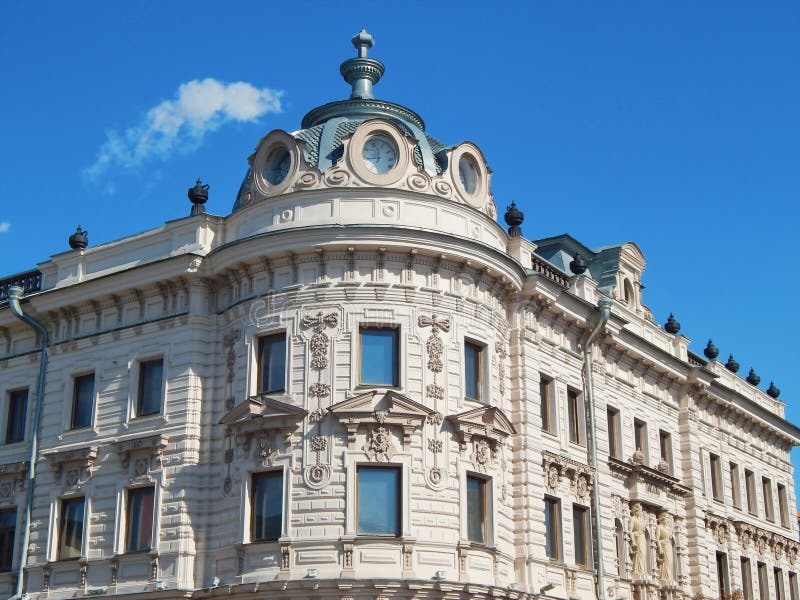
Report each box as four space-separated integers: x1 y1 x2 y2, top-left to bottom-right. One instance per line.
407 173 429 191
298 171 320 188
324 169 350 187
433 180 453 197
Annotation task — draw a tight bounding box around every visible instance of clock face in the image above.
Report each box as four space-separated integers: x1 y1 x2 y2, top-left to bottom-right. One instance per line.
458 156 478 195
361 135 397 174
263 147 291 185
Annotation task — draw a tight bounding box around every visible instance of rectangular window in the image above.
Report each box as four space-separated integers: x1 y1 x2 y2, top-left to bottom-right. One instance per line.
540 375 556 434
659 430 673 474
572 504 591 567
464 341 483 402
58 497 85 560
0 509 15 572
730 462 742 509
746 469 758 515
466 475 487 544
776 568 786 600
71 373 94 429
126 487 155 552
137 359 163 416
251 471 283 542
710 453 724 502
778 483 790 528
357 466 400 536
716 551 730 598
360 327 399 387
257 333 286 394
6 389 27 444
634 419 648 462
759 562 769 600
763 477 775 522
789 571 798 600
607 406 622 459
544 496 561 560
742 557 753 600
568 389 584 446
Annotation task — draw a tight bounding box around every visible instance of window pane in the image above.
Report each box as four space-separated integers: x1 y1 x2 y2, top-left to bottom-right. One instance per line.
59 497 85 560
464 343 482 401
72 374 94 429
251 471 283 541
573 505 589 566
607 407 620 457
540 376 552 432
357 467 399 535
467 476 486 544
360 329 398 386
259 334 286 394
138 359 163 416
545 497 560 559
568 391 582 444
0 509 16 571
6 389 27 443
126 487 155 552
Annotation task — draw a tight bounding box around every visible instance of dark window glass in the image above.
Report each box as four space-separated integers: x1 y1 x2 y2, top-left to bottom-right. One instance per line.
730 463 742 509
126 487 155 552
659 430 672 473
71 374 94 429
360 328 399 386
137 359 163 416
464 342 482 401
789 571 798 600
746 470 757 514
568 389 583 445
607 407 621 458
59 497 85 560
716 552 730 597
251 471 283 541
779 484 790 528
544 496 561 560
0 509 15 571
776 568 786 600
710 454 723 502
758 562 769 600
573 504 590 567
763 478 775 522
258 333 286 394
357 467 399 535
6 389 27 443
634 419 647 461
540 375 554 433
741 557 753 600
467 475 486 544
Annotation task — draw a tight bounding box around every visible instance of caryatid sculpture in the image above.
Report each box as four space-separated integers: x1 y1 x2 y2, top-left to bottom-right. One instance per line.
629 502 648 578
656 512 674 584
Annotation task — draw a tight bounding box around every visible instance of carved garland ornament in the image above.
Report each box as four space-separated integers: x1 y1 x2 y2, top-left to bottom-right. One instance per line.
418 313 450 487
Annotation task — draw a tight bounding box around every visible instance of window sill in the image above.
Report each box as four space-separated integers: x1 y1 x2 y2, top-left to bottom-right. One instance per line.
354 534 401 540
1 440 26 447
355 385 401 391
124 413 166 429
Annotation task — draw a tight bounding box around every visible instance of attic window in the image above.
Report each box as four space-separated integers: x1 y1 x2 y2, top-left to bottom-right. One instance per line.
623 279 634 307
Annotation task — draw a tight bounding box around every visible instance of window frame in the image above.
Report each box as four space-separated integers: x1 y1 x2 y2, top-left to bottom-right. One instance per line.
136 357 164 417
0 508 16 572
607 406 622 459
466 473 489 545
71 372 95 430
358 326 400 388
659 429 673 474
249 469 284 543
741 556 753 600
746 469 758 515
776 568 786 600
463 339 485 403
5 388 28 444
355 464 401 537
759 561 770 600
125 485 155 553
540 374 557 435
730 462 742 510
716 551 730 598
567 388 585 446
57 496 86 561
256 332 287 395
633 419 648 463
789 571 798 600
778 483 790 528
710 453 724 503
572 503 591 568
544 495 562 561
763 477 775 522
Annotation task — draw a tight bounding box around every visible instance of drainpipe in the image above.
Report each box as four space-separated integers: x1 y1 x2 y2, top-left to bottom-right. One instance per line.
584 297 612 600
7 286 49 599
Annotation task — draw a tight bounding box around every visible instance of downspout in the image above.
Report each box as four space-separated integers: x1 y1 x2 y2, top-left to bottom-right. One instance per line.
7 286 49 599
584 297 612 600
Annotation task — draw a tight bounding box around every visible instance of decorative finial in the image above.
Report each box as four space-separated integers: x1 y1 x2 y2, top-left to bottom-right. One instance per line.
725 354 739 373
767 381 781 399
340 29 385 100
188 178 209 216
569 254 588 276
746 368 760 386
69 225 89 250
664 313 680 335
504 202 524 237
703 339 719 360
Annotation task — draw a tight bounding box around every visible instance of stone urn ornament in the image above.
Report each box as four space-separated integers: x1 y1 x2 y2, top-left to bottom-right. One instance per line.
69 226 89 250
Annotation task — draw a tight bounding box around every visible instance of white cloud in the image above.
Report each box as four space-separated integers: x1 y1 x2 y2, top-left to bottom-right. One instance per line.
85 78 283 181
0 222 9 233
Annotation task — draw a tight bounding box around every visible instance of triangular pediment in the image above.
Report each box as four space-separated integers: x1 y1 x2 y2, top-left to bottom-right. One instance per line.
220 394 307 431
329 390 435 419
328 391 378 415
446 405 517 440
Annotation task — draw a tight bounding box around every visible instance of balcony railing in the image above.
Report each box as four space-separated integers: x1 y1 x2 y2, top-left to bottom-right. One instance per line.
0 269 43 306
531 255 570 288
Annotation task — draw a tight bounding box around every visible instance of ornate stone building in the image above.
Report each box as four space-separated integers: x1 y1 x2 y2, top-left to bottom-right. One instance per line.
0 30 797 600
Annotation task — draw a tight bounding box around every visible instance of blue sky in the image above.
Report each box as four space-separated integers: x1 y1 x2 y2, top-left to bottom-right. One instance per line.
2 2 800 490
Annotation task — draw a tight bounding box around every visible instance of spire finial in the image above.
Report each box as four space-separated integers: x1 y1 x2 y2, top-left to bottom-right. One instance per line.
340 29 385 100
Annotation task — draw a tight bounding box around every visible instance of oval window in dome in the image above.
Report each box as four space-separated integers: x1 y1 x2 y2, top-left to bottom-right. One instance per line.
263 146 292 186
458 155 479 196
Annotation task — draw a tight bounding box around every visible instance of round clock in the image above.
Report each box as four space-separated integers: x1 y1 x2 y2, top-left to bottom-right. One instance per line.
263 147 291 185
361 135 397 174
458 155 479 195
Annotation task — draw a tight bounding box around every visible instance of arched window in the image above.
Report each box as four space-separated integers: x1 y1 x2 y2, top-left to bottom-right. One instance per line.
623 278 634 307
615 519 625 577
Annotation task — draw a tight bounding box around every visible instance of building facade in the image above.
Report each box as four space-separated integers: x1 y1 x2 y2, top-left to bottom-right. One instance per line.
0 30 798 600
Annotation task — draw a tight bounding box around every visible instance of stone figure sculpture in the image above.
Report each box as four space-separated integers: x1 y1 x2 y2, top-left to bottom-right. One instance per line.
629 502 647 578
657 512 674 583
